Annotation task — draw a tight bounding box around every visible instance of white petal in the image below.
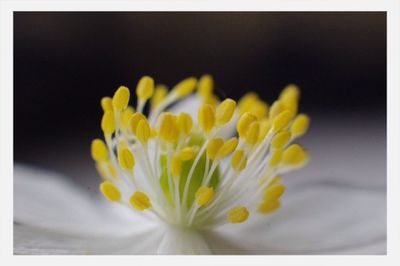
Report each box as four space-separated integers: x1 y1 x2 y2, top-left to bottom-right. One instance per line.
204 182 386 254
167 94 200 119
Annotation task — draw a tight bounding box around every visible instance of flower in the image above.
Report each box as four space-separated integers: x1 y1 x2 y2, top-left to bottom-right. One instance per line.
13 75 386 255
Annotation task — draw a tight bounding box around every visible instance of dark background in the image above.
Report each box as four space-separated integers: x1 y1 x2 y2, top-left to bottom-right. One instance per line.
14 12 386 183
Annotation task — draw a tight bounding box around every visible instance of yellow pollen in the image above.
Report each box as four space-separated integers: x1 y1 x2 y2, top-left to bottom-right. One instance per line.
206 137 224 160
112 86 130 111
282 144 308 166
100 97 113 112
216 98 236 125
279 84 300 103
236 112 257 138
245 121 260 146
151 84 168 108
101 110 115 135
263 183 285 201
129 112 146 135
198 103 215 134
272 110 292 133
231 149 247 171
95 162 108 179
269 149 282 167
179 147 197 161
227 206 249 223
257 200 280 214
129 191 151 211
177 112 193 135
197 74 213 99
171 155 182 178
172 77 197 97
269 100 284 120
271 130 291 149
258 118 271 142
99 181 121 202
136 119 151 144
107 160 117 178
157 112 179 143
120 106 135 130
290 113 310 137
238 92 258 113
195 186 214 206
91 139 108 162
136 76 154 101
217 137 238 159
117 147 135 170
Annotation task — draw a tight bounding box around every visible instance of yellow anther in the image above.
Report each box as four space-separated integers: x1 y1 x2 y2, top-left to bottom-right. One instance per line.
282 144 308 166
95 162 108 179
136 76 154 101
198 103 215 134
198 74 213 98
120 106 135 130
216 98 236 125
245 121 260 146
203 94 219 107
227 206 249 224
290 113 310 137
236 112 257 138
195 186 214 206
279 84 300 102
206 137 224 160
151 84 168 109
217 137 238 159
99 181 121 202
231 149 247 171
100 97 113 112
91 139 108 162
271 130 291 149
101 110 115 135
263 183 285 201
129 112 146 135
150 127 157 137
177 112 193 135
281 97 298 117
258 118 271 142
136 119 151 144
129 191 151 211
117 147 135 170
179 147 196 161
107 160 117 178
172 77 197 97
250 101 269 119
157 112 179 143
269 149 282 167
257 200 280 214
269 100 284 120
112 86 130 111
170 155 182 178
238 92 258 114
272 110 292 133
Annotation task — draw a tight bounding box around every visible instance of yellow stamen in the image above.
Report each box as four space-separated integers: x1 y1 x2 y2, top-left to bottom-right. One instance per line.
272 110 292 133
198 104 215 134
129 191 151 211
179 147 197 161
91 139 108 162
136 119 151 144
129 112 146 135
279 84 300 102
257 200 280 214
245 121 260 146
236 112 257 138
206 137 224 160
282 144 308 166
171 155 182 178
258 118 271 142
95 162 108 179
107 160 117 178
101 110 115 135
216 98 236 125
271 130 291 149
100 97 113 112
217 137 238 159
177 112 193 136
231 149 247 171
290 113 310 137
112 86 130 111
157 112 179 143
197 74 213 99
227 206 249 223
99 181 121 202
263 183 285 201
269 149 282 167
269 100 284 120
151 84 168 108
195 186 214 206
120 106 135 130
172 77 197 97
117 147 135 170
136 76 154 101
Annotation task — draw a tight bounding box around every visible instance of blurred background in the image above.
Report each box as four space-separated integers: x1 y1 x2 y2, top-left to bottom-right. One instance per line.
14 12 386 191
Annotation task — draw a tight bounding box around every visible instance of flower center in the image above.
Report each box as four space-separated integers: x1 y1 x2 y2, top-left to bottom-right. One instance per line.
91 75 310 229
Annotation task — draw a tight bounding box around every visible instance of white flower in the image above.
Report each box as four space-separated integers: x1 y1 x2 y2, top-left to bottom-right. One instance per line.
14 75 386 254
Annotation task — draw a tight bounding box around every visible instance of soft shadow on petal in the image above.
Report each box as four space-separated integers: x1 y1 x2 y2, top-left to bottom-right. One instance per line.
167 94 200 119
204 180 386 254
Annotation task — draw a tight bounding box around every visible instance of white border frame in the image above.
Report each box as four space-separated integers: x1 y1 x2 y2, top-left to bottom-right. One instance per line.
1 1 399 265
